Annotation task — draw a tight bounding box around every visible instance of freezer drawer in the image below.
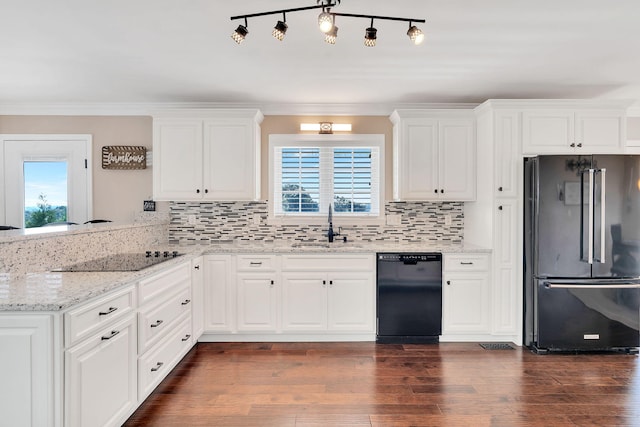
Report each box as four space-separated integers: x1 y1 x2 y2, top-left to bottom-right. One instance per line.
536 280 640 351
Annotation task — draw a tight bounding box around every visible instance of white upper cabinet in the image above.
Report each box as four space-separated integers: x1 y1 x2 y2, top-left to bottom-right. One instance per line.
390 110 476 201
522 108 626 155
152 109 263 201
494 111 521 198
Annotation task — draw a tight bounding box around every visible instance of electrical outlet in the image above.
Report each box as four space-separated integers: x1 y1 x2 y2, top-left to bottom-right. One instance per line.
188 214 196 225
386 214 401 226
252 214 261 226
444 214 452 226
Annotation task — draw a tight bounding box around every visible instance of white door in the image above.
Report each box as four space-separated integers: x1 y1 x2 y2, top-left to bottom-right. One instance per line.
400 119 439 199
2 135 91 227
327 272 375 332
442 275 490 334
204 255 234 332
281 273 327 331
236 274 278 331
439 119 475 200
521 110 574 154
152 119 204 200
575 111 624 153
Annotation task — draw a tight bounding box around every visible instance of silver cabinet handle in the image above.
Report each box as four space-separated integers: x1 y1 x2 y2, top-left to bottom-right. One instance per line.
151 362 164 372
181 299 191 306
546 283 640 289
598 168 606 264
181 334 191 342
587 169 595 264
150 320 164 328
101 330 120 340
98 307 117 316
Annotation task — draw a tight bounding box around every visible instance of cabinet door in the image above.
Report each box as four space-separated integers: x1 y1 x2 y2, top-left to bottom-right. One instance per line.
575 110 624 153
236 274 278 331
281 273 327 331
65 314 137 427
494 111 520 198
203 118 258 200
0 315 54 427
439 119 476 200
398 119 439 200
442 275 490 334
191 256 204 339
522 110 574 154
493 199 520 335
204 255 234 332
327 272 375 332
152 119 204 200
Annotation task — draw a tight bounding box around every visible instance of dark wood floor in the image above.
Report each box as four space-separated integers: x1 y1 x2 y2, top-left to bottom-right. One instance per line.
124 342 640 427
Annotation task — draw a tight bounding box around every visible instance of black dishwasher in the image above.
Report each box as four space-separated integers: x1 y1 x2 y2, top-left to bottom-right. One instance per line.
376 253 442 343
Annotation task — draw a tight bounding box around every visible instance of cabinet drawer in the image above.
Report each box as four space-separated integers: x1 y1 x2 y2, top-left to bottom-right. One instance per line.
138 314 192 401
281 254 373 271
65 285 136 348
236 255 277 272
138 262 190 306
138 287 192 354
444 254 490 272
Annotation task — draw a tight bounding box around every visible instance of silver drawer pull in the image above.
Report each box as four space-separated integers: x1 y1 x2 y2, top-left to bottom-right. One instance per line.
460 262 474 265
150 320 164 328
98 307 118 316
101 330 120 340
181 334 191 342
249 261 263 266
181 299 191 306
150 362 164 372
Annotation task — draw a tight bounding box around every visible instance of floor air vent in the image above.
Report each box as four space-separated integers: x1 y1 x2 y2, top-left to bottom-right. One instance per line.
479 343 514 350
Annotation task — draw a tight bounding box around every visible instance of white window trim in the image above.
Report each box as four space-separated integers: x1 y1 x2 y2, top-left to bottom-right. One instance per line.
268 134 385 226
0 134 93 227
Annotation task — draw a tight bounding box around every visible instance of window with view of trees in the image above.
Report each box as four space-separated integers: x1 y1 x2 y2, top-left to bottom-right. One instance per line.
271 135 383 219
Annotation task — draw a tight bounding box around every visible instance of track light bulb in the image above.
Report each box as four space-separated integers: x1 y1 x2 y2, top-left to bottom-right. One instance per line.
231 24 249 44
325 25 338 44
318 11 333 33
364 27 377 47
407 25 425 45
272 20 288 41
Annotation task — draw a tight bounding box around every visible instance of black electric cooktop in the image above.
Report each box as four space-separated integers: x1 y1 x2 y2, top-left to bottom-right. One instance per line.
55 251 182 272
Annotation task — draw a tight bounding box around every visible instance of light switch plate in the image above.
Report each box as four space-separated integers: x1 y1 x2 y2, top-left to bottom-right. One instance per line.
188 214 196 225
252 214 261 225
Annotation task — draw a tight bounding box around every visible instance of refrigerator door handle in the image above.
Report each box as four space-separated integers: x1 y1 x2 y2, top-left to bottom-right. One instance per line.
546 282 640 289
587 169 595 264
597 168 606 264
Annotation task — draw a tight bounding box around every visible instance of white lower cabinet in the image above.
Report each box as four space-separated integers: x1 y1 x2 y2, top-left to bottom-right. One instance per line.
442 253 491 339
236 273 278 331
138 314 192 401
65 313 137 427
203 254 234 332
281 271 374 332
191 256 205 340
0 314 57 427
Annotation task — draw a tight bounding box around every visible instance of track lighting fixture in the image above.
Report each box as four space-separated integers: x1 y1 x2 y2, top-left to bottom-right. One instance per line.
318 10 334 33
407 23 425 45
272 13 288 41
325 25 338 44
364 19 377 47
231 18 249 44
230 1 424 47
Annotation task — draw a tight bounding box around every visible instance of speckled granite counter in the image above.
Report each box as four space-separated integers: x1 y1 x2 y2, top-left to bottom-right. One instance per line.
1 241 489 312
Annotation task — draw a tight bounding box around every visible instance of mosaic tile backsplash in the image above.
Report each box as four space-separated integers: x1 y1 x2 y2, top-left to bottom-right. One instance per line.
169 201 463 245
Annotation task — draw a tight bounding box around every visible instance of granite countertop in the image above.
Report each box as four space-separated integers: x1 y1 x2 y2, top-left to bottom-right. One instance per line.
0 241 490 312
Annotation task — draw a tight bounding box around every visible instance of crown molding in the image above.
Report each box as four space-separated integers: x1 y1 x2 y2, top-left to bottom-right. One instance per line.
0 101 479 117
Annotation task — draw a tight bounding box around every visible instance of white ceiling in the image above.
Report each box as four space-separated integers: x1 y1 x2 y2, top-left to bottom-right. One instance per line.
2 0 640 112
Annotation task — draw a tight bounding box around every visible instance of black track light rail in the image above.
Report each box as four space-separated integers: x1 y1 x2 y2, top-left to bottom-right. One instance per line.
230 3 338 21
331 12 425 25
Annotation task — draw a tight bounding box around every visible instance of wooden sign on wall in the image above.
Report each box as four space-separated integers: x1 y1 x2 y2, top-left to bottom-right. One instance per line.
102 146 147 170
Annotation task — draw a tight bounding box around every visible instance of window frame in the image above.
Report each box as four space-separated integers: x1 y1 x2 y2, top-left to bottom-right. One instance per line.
268 134 385 226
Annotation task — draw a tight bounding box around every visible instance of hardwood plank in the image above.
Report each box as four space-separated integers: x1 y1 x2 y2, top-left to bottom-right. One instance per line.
123 342 640 426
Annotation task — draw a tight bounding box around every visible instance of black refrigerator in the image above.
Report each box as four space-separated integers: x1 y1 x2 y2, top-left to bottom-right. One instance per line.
524 155 640 353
